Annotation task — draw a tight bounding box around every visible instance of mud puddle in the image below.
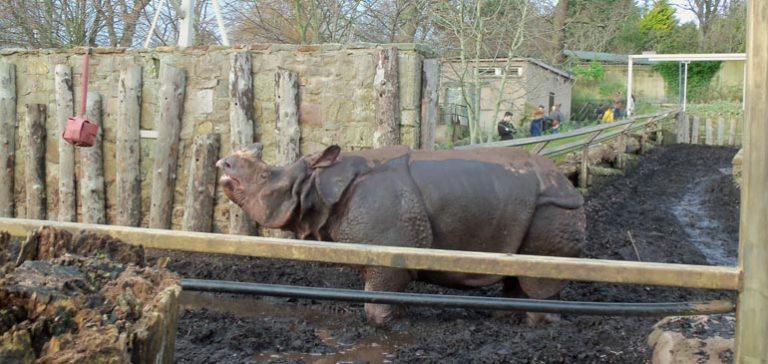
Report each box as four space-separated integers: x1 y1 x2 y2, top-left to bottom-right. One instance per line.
672 170 737 266
180 291 414 363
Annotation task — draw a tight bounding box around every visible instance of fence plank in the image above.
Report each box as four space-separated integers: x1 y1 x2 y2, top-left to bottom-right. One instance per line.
269 69 301 239
182 133 220 232
228 51 256 235
0 63 16 217
705 119 713 145
54 65 76 222
149 64 186 229
676 112 689 144
691 116 700 144
80 92 106 224
373 47 400 148
0 217 743 292
728 118 737 146
420 59 440 150
116 65 142 226
717 117 725 146
24 104 46 220
275 69 300 165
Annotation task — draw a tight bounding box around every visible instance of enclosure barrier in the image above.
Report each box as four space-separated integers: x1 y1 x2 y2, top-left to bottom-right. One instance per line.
0 217 740 291
456 109 679 188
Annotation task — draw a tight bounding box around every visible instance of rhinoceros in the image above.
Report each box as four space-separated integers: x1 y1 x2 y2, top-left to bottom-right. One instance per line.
217 144 586 325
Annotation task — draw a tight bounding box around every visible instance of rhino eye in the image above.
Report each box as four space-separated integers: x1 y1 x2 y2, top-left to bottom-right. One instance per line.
259 171 269 180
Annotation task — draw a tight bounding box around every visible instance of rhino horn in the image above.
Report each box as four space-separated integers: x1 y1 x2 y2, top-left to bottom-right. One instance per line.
245 143 264 158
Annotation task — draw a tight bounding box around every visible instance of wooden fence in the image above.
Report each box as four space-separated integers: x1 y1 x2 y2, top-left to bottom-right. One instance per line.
675 113 743 147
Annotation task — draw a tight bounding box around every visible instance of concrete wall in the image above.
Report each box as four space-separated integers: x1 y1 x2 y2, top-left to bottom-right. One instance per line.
1 44 431 232
573 64 667 104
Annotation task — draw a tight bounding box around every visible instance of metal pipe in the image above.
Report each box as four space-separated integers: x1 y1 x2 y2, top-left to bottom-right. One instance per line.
181 279 735 317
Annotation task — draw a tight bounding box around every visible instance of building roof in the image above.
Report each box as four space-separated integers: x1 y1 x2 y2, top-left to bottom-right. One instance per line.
441 57 574 80
564 50 656 65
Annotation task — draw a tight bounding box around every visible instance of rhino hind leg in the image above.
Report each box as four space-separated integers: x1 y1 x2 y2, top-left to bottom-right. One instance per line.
516 205 586 300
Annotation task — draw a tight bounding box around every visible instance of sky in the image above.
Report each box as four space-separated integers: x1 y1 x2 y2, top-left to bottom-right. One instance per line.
667 0 699 24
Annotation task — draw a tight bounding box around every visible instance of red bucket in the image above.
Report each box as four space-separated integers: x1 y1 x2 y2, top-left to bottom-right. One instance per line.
63 48 99 147
63 116 99 147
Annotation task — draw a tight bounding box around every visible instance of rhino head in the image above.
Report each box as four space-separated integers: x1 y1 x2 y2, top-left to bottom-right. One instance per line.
216 143 353 235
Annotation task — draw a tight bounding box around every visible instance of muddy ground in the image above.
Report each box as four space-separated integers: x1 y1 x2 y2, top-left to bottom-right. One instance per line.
148 144 740 363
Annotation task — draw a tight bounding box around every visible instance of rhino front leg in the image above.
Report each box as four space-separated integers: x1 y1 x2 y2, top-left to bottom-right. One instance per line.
362 266 413 326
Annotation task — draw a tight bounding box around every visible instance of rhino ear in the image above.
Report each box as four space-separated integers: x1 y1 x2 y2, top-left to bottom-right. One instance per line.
306 145 341 169
314 155 366 206
245 143 264 158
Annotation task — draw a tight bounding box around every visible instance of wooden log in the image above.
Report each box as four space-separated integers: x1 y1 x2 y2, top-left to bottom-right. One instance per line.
182 133 220 232
0 63 16 217
116 65 142 226
228 52 256 235
373 47 400 148
275 69 300 165
691 116 700 144
54 65 76 222
420 59 439 150
270 70 301 239
705 118 713 145
24 104 46 220
736 1 768 360
728 118 737 146
717 117 725 146
80 92 106 225
149 64 186 229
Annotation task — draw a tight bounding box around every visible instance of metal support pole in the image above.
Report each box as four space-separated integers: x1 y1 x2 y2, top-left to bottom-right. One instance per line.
626 56 634 117
735 1 768 362
177 0 195 47
682 61 689 112
211 0 230 46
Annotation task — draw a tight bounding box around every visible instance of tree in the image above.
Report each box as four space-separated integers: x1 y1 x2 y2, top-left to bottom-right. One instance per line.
677 0 727 50
428 0 534 144
638 0 678 52
0 0 151 48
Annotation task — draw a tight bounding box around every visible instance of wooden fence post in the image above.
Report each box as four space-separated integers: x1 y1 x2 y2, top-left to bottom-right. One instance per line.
0 63 16 217
579 146 589 189
24 104 46 220
705 118 713 145
149 64 185 229
717 117 725 146
691 116 700 144
182 133 220 232
373 47 400 148
116 65 143 226
736 1 768 361
54 64 76 222
420 59 439 150
676 112 689 144
275 69 300 165
80 92 106 224
228 51 257 235
728 118 737 146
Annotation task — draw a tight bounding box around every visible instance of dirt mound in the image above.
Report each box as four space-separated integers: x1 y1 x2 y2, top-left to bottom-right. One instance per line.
149 144 740 363
0 227 180 363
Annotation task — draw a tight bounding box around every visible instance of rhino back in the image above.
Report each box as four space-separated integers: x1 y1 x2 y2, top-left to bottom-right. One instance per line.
408 154 541 253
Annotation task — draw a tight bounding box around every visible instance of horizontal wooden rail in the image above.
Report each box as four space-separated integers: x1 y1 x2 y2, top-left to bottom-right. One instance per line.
0 218 740 291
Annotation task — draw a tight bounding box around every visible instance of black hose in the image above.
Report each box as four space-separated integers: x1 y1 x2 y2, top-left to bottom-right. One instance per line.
181 278 735 316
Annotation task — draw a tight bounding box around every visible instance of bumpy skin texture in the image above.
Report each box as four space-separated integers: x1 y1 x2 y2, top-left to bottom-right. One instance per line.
217 144 586 326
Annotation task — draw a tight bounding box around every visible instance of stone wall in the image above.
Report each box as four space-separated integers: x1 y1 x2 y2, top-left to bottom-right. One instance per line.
1 44 433 233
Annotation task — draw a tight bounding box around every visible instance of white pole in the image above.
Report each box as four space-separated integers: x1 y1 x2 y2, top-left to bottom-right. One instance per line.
626 56 634 117
211 0 230 46
178 0 195 47
682 61 689 112
144 0 167 48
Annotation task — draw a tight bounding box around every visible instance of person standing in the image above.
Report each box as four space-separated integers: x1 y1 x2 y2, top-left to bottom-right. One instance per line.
530 108 545 137
497 111 517 140
549 103 563 134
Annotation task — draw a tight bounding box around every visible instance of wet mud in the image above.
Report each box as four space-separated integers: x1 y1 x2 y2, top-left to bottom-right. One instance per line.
148 144 741 363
